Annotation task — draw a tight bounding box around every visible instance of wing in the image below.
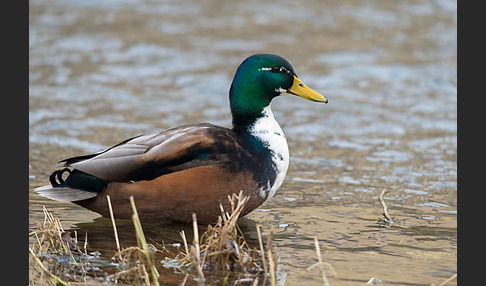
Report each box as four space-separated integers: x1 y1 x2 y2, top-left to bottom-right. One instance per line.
57 123 244 182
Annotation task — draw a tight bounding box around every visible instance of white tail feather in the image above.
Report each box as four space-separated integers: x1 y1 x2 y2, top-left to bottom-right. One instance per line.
35 185 98 202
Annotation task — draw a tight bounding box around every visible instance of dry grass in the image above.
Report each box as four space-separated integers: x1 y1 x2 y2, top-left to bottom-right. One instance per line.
29 200 161 285
29 207 94 285
29 189 456 286
106 196 160 285
29 196 334 286
30 191 344 286
172 191 277 284
29 192 278 285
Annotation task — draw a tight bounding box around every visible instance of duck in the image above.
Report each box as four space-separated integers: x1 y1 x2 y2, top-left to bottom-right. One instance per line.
35 54 327 224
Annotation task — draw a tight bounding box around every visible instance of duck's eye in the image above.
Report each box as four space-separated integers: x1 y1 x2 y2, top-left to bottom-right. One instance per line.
271 66 282 73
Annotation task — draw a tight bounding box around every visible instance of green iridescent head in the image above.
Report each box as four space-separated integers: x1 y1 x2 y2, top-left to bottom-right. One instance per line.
229 54 327 127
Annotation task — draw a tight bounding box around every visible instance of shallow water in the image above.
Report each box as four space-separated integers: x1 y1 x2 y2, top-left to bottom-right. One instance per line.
29 0 456 285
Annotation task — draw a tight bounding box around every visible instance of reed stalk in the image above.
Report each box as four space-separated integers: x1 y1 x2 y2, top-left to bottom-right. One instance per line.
129 196 160 286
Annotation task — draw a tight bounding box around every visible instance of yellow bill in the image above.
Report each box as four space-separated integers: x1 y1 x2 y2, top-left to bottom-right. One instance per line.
289 76 328 103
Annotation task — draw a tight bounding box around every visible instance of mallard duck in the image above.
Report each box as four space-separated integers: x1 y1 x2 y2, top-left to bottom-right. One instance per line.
35 54 327 224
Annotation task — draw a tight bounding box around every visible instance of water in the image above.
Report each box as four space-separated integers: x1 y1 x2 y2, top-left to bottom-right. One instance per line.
29 0 457 285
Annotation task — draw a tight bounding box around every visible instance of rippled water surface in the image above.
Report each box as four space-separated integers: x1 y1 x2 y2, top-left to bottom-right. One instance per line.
29 0 457 285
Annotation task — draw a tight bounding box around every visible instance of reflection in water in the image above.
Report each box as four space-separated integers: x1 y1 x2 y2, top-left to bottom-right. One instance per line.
30 0 456 285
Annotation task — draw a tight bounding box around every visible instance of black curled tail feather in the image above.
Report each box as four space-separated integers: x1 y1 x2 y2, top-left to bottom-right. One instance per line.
49 168 72 187
49 168 109 194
